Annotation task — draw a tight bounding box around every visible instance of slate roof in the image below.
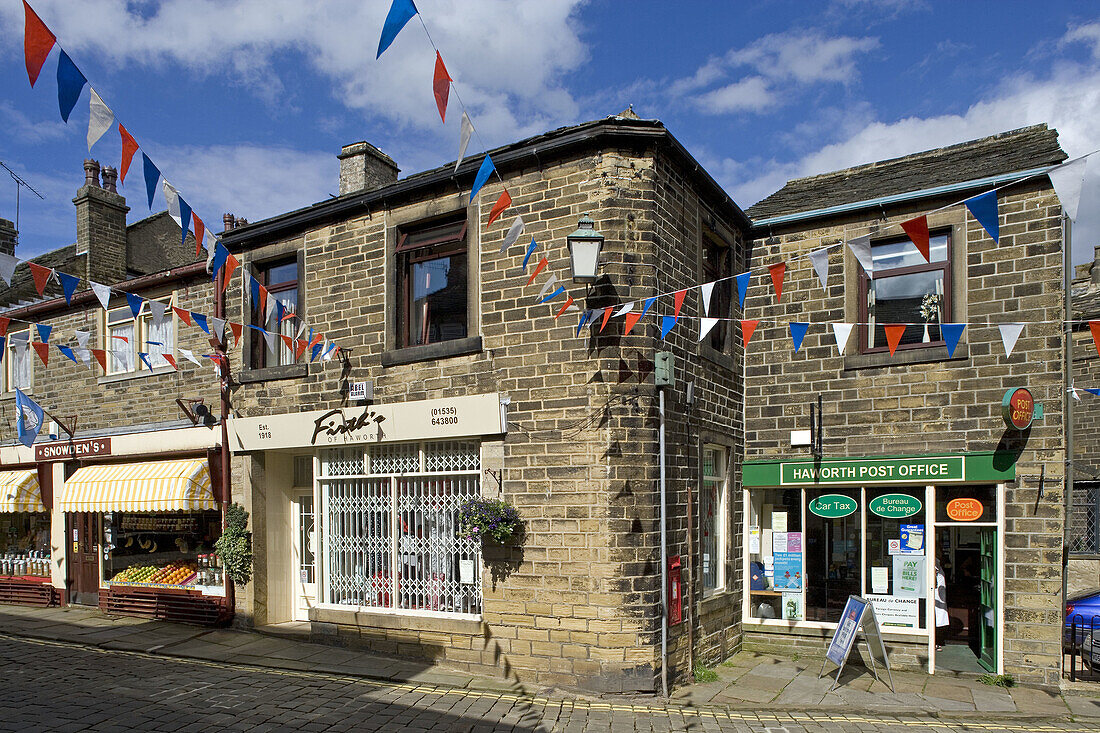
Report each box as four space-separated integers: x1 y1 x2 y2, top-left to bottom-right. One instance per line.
0 246 86 311
747 124 1068 222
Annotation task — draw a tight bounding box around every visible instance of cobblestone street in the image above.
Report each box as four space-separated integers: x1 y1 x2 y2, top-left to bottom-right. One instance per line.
0 634 1097 733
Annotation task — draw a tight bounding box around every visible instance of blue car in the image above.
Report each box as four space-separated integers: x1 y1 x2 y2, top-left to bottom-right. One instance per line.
1066 588 1100 668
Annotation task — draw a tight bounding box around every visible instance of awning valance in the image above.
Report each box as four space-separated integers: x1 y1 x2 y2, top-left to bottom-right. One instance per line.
0 470 45 513
59 459 216 512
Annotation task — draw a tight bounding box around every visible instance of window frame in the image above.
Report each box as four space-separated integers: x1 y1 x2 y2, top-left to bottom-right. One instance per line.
394 218 469 351
857 229 953 355
249 257 301 370
102 297 175 376
701 225 732 356
700 444 729 596
4 328 32 394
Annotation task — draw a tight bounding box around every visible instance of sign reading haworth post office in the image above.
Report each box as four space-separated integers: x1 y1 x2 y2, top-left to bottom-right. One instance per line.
780 456 964 485
229 392 507 452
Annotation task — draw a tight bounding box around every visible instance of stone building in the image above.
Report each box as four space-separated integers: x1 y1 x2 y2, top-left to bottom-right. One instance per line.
1068 247 1100 595
742 125 1069 686
218 113 750 692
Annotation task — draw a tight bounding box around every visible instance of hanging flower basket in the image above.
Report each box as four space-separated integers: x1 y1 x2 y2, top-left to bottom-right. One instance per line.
458 497 521 546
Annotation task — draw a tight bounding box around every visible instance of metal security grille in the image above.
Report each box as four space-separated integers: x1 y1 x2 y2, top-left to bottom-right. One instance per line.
319 443 482 615
1071 483 1100 556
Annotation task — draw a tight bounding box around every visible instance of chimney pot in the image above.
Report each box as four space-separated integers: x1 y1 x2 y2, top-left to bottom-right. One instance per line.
223 213 237 231
338 141 399 196
83 159 101 188
100 166 118 193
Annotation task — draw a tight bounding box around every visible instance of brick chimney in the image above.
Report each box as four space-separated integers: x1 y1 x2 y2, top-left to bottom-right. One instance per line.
73 158 130 285
338 141 399 196
0 218 16 258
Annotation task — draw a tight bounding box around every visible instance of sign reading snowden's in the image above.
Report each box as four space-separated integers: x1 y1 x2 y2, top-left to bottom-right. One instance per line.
781 456 964 485
34 437 111 462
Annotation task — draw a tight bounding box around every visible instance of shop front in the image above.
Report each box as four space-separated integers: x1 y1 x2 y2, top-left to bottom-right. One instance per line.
742 453 1011 674
57 455 230 625
0 467 58 607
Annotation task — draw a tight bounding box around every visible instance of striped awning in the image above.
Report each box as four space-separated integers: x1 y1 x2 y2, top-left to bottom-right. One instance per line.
58 459 217 512
0 470 45 513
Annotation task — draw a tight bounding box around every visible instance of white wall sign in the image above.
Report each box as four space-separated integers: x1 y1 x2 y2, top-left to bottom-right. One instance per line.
866 594 920 629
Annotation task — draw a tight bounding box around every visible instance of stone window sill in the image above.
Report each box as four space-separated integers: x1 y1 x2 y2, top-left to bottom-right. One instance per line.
843 343 968 371
238 363 309 384
97 367 176 386
382 336 482 367
309 605 483 636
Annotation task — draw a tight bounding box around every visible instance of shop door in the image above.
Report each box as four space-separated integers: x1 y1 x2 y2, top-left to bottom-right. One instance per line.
977 527 997 672
292 493 316 621
69 513 100 606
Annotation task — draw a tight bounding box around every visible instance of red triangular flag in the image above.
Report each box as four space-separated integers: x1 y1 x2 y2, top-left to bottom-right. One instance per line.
31 341 48 366
28 263 52 295
768 262 786 303
554 296 574 319
623 311 643 335
22 1 55 87
280 310 297 323
222 254 240 288
526 257 547 286
433 51 451 124
91 349 107 371
673 289 687 318
257 284 268 315
281 335 294 350
294 339 308 361
163 354 177 370
884 324 907 355
173 306 192 326
900 216 930 262
229 322 243 346
0 317 9 338
487 189 512 226
741 319 759 346
119 124 139 184
192 215 206 258
1090 321 1100 356
600 306 613 333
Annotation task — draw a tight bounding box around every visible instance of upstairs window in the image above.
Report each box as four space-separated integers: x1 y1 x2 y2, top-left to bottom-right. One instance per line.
396 219 468 350
859 231 951 354
249 258 299 369
105 299 174 375
702 227 731 354
4 329 31 392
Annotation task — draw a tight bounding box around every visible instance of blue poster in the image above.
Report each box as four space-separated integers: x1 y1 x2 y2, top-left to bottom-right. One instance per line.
826 596 867 666
772 551 802 590
899 524 924 554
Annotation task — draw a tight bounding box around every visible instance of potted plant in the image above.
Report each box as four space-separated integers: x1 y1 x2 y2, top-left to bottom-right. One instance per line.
458 497 521 546
920 293 941 343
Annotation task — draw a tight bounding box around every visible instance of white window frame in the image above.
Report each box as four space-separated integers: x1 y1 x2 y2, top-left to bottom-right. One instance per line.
701 444 728 595
103 297 175 376
4 328 33 393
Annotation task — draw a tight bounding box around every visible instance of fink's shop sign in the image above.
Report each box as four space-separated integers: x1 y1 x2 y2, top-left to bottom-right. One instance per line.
34 438 111 462
1002 387 1034 431
868 493 922 519
809 494 858 518
781 456 964 485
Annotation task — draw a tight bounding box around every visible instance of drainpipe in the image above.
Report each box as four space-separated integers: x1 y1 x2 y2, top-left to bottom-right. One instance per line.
213 256 235 615
659 384 668 699
1063 214 1074 617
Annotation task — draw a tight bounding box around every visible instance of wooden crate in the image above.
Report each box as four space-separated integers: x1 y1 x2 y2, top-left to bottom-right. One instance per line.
100 585 231 626
0 577 59 607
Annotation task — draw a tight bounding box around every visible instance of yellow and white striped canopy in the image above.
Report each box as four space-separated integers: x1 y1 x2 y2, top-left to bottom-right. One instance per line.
59 459 216 512
0 470 45 513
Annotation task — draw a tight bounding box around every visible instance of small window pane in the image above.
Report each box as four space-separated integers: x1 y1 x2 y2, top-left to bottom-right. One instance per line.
871 234 949 269
866 270 945 349
805 489 860 623
266 262 297 286
108 322 135 374
409 254 467 346
7 332 31 391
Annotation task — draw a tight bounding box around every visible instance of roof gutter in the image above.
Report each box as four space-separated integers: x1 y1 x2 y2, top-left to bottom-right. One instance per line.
750 165 1055 232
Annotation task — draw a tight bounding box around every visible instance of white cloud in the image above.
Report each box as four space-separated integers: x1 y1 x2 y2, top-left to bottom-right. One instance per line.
0 101 68 145
1064 21 1100 59
695 77 774 114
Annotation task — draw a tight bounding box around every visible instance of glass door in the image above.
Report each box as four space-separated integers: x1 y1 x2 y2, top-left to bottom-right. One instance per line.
978 526 997 672
292 492 316 621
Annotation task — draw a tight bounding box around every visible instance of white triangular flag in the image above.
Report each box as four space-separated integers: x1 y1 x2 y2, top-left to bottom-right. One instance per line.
700 282 715 317
1073 388 1082 402
162 181 182 228
74 330 90 348
455 112 473 174
500 216 525 253
263 329 277 354
808 247 830 290
89 281 112 311
209 317 226 338
264 293 277 325
847 235 873 275
149 300 167 329
295 322 307 341
323 342 337 361
614 301 634 318
1049 157 1089 221
178 348 202 367
537 275 559 301
243 271 253 305
831 323 854 355
73 347 92 365
698 317 720 342
87 89 114 151
0 253 17 286
998 322 1025 357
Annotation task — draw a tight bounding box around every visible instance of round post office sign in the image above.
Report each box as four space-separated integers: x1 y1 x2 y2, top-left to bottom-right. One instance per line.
868 493 922 519
808 494 858 518
1002 387 1034 431
946 497 984 521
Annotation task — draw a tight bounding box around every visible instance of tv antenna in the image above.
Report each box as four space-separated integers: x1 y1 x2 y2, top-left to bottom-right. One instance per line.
0 160 46 238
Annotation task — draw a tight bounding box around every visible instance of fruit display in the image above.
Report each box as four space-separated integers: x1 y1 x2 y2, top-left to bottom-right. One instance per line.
110 562 197 586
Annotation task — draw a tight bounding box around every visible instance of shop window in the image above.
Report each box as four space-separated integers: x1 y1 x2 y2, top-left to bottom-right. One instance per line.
701 445 728 593
318 440 482 615
0 512 50 576
1070 483 1100 556
105 299 174 375
395 218 468 350
865 487 927 630
747 489 803 621
859 231 951 354
935 485 997 523
4 329 32 392
103 511 224 589
701 225 731 354
249 258 299 369
805 489 861 622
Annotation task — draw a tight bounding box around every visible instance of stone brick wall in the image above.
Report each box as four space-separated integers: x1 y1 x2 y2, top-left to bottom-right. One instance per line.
224 138 747 691
744 178 1066 686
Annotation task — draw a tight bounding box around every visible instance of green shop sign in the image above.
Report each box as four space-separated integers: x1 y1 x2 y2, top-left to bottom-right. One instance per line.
868 493 922 519
808 494 858 518
778 456 965 486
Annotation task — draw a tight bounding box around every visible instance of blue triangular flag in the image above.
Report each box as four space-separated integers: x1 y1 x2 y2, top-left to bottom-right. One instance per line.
36 324 51 344
192 313 209 334
56 51 87 123
210 243 230 280
125 292 143 319
58 345 77 364
376 0 418 58
142 153 160 209
470 155 495 199
523 237 538 270
14 389 43 448
964 190 999 243
660 315 677 340
178 197 193 246
576 309 593 337
538 286 566 304
790 322 809 352
250 276 262 307
736 272 750 308
139 352 153 371
941 323 965 358
57 272 80 304
311 342 324 361
640 297 656 318
1086 389 1100 397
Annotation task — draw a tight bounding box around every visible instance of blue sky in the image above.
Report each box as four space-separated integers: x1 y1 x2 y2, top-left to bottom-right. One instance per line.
1 0 1099 263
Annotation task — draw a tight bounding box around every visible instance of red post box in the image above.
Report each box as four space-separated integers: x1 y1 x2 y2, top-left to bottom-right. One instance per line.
668 555 682 626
